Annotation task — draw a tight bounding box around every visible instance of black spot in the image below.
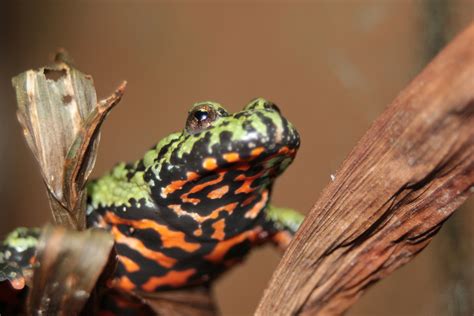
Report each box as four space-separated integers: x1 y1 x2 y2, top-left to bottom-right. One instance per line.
224 239 252 261
233 112 248 119
43 68 67 81
256 112 277 143
219 131 232 143
62 95 72 104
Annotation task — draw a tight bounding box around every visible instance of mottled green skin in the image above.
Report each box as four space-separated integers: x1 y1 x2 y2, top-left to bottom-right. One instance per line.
87 98 303 232
87 163 153 209
266 205 304 233
3 228 40 253
0 228 40 289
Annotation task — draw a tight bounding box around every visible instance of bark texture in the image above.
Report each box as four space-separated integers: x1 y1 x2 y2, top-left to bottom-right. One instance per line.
256 22 474 316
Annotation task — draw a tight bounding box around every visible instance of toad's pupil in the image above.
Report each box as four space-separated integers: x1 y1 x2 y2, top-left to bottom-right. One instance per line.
194 110 209 121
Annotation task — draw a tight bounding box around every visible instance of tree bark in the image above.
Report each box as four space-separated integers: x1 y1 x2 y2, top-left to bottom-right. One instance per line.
255 22 474 316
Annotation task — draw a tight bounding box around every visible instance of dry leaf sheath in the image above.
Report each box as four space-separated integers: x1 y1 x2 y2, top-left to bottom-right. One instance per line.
27 226 114 315
12 53 126 229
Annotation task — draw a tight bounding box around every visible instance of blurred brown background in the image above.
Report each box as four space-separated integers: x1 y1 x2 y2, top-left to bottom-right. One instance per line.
0 1 472 315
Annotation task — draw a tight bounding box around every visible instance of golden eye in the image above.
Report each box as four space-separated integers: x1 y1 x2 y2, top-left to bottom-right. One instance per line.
186 104 218 134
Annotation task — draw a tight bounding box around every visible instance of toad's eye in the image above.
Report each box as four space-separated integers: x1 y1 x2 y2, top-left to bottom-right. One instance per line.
186 104 218 134
194 110 209 122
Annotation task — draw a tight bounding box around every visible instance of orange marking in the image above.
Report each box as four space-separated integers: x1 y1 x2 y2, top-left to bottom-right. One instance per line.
194 228 203 237
204 228 261 262
235 174 246 181
141 269 196 291
236 180 255 194
245 190 268 219
181 196 201 205
273 231 293 250
203 157 218 170
233 163 250 171
118 255 140 273
235 168 266 181
11 278 25 290
162 172 199 197
169 202 238 223
169 204 187 216
242 195 257 206
111 226 177 268
235 168 267 194
113 276 136 291
180 172 225 203
251 147 265 157
207 185 229 199
223 152 240 163
188 172 225 194
210 202 238 218
105 212 201 252
188 171 199 180
278 146 289 154
211 219 226 240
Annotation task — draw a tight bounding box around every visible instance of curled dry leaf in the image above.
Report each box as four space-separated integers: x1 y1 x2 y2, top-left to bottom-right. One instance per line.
12 52 126 229
27 225 114 315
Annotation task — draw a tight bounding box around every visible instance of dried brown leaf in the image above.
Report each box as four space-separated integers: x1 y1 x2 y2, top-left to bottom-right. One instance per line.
27 225 114 315
12 52 126 229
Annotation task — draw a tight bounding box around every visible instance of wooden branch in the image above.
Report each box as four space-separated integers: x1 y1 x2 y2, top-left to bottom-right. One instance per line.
256 23 474 315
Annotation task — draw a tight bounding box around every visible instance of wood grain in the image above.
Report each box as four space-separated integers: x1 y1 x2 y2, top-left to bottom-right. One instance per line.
256 23 474 316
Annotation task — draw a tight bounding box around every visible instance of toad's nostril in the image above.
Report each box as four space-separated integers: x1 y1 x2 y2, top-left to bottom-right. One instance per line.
266 102 281 114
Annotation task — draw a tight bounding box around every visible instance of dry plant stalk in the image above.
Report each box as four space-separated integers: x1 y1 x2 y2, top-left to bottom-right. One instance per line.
27 225 114 315
12 52 126 229
9 52 124 314
255 23 474 315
